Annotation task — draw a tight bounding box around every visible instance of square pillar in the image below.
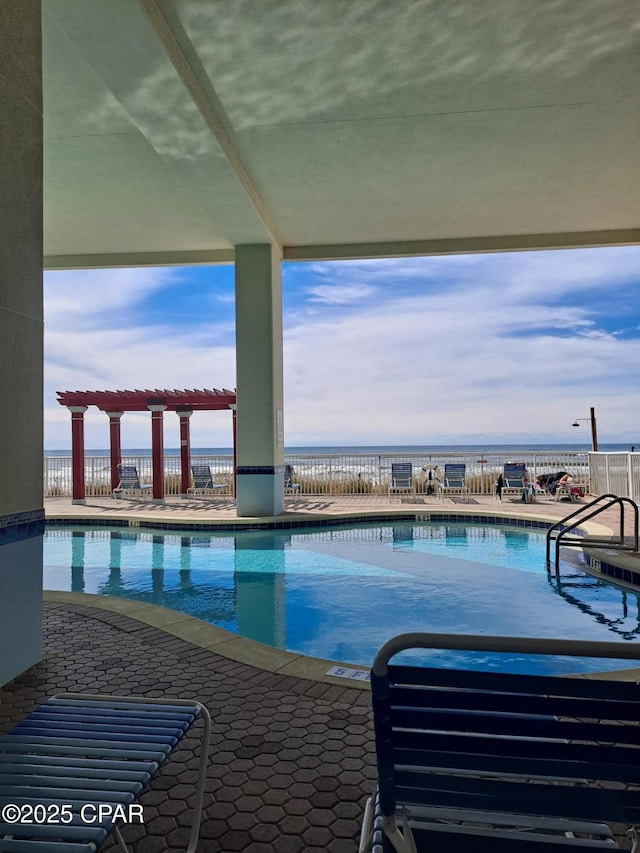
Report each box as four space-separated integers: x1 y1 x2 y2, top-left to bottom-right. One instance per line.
147 405 166 504
235 244 285 516
0 1 44 686
68 406 87 504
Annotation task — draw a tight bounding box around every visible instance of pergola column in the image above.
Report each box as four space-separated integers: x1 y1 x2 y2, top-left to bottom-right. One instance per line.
68 406 88 504
235 244 284 516
177 409 193 498
147 405 166 504
105 411 123 492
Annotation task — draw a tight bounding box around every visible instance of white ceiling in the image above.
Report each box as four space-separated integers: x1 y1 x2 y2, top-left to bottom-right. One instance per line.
42 0 640 268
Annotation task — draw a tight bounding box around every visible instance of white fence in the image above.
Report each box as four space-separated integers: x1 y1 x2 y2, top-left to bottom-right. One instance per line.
589 452 640 502
44 450 596 498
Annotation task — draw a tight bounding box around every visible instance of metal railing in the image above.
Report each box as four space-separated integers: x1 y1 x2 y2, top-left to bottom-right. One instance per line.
47 450 640 501
546 494 639 574
589 452 640 502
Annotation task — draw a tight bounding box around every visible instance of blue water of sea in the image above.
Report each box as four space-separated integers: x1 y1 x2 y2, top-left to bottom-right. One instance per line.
45 443 632 456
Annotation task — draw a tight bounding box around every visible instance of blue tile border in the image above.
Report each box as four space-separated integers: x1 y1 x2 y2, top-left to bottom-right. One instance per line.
45 512 563 535
0 508 45 546
596 560 640 589
236 466 282 475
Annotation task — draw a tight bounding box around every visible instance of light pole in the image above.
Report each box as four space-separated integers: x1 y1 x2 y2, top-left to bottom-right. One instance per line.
572 406 598 451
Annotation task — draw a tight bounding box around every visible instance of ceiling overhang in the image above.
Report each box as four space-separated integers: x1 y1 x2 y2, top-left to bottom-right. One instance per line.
43 0 640 269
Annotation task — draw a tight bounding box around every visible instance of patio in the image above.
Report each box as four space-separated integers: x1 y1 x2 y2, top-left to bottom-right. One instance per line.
0 599 375 853
1 494 637 851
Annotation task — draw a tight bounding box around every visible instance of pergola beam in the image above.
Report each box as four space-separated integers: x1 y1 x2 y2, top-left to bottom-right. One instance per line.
58 388 236 503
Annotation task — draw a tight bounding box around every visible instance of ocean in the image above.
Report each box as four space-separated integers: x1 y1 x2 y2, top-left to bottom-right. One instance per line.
45 443 633 456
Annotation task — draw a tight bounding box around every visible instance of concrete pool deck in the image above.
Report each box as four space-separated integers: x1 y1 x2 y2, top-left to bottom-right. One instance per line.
1 493 638 852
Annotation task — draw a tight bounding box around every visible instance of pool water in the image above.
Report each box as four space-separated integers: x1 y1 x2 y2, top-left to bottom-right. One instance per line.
43 522 640 674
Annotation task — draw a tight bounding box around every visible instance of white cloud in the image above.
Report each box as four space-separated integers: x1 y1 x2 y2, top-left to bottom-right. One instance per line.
283 248 640 445
44 267 236 448
44 268 177 327
306 283 376 304
45 249 640 449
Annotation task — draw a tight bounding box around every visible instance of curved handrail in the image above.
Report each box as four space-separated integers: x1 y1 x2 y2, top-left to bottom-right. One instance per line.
546 493 639 574
371 630 640 677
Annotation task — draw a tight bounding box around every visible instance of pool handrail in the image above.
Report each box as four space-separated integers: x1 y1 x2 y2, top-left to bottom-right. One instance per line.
545 493 639 573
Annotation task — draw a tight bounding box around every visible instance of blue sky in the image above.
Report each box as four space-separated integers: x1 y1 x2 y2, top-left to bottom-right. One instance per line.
44 246 640 449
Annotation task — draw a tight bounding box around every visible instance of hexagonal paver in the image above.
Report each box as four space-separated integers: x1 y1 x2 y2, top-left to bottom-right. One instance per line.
0 603 377 853
255 805 286 824
302 826 334 847
249 822 280 843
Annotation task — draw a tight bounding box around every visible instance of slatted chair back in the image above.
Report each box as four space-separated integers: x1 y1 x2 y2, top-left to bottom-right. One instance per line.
0 692 211 853
362 632 640 853
117 464 142 490
503 462 527 487
391 463 413 488
443 463 465 487
191 465 214 489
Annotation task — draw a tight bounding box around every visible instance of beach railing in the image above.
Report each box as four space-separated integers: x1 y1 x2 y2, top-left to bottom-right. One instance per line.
589 451 640 500
44 451 595 499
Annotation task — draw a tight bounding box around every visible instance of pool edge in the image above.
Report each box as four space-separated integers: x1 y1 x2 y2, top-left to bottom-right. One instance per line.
42 590 372 690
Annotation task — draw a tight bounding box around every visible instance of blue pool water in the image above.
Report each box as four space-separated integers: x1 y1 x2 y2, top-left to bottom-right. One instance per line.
43 523 640 674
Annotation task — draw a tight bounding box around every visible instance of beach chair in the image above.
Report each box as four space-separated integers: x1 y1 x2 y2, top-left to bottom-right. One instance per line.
0 692 211 853
437 463 470 502
284 463 301 501
496 462 527 501
187 464 229 499
554 473 588 502
360 632 640 853
113 464 152 500
388 463 415 501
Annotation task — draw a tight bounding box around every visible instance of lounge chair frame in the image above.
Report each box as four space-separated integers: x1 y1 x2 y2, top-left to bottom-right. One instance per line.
284 464 301 502
388 463 415 501
496 462 527 501
554 477 588 502
112 464 152 501
0 692 211 853
187 464 230 499
361 632 640 853
437 463 470 502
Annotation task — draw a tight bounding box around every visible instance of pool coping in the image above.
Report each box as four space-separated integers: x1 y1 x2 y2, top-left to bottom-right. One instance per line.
45 505 614 536
45 507 639 685
42 590 373 689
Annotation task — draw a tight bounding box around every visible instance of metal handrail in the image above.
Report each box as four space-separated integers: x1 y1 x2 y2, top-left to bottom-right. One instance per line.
546 493 639 574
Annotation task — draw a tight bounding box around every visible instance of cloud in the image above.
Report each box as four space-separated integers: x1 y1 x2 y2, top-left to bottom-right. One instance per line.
44 268 179 328
45 248 640 448
44 267 236 448
306 283 376 305
282 248 640 444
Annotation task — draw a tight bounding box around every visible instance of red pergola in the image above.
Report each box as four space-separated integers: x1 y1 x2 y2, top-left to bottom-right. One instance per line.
57 388 237 504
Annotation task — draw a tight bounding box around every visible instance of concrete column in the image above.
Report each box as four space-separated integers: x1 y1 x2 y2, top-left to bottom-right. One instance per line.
106 411 123 492
68 407 88 503
234 533 286 648
177 410 193 498
0 1 44 686
230 404 237 497
147 405 166 504
235 244 285 516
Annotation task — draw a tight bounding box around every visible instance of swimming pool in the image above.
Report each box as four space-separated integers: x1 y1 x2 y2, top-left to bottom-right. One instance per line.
43 522 640 674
